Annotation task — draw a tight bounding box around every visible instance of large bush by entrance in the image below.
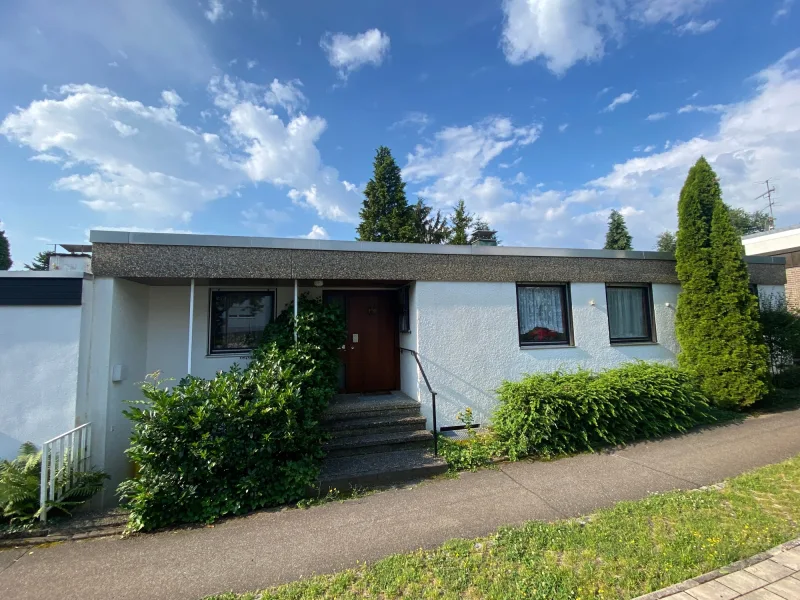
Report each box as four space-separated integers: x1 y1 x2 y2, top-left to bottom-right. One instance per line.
119 296 346 532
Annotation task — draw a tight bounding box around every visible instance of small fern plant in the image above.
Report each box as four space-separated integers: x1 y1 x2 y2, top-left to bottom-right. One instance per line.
0 442 108 523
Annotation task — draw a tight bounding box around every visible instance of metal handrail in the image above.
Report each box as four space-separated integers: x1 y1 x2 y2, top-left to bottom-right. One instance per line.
399 347 438 456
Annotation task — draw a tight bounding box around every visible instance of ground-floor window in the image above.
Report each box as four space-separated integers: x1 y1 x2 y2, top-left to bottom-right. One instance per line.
209 290 275 354
516 284 572 346
605 284 655 344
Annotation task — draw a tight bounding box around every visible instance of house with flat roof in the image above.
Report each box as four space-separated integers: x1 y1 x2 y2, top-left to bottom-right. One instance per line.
743 225 800 311
0 231 788 500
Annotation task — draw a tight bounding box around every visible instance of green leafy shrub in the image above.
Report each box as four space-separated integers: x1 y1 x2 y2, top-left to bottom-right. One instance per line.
439 408 500 472
759 294 800 378
492 363 715 460
773 366 800 390
119 296 346 532
0 442 108 523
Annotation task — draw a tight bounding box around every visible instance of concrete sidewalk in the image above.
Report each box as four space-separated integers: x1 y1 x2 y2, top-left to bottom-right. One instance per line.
4 409 800 600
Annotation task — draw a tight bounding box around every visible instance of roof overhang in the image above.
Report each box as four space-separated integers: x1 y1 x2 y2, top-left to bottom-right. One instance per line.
89 230 786 286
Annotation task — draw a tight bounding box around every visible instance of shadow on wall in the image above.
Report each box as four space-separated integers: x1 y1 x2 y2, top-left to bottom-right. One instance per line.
613 345 677 362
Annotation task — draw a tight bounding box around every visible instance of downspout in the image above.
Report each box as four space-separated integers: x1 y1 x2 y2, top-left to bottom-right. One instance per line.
293 279 299 344
187 278 195 375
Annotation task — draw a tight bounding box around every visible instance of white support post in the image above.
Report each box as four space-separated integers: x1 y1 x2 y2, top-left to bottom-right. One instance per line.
293 279 299 344
188 278 195 375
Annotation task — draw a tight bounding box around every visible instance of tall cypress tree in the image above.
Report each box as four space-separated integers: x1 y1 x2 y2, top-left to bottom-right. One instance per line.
0 228 11 270
707 198 769 407
357 146 416 243
604 209 633 250
449 200 473 245
675 157 768 409
676 158 723 398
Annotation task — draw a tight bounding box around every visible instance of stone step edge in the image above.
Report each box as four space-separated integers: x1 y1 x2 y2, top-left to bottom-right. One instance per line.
324 429 433 450
316 460 449 492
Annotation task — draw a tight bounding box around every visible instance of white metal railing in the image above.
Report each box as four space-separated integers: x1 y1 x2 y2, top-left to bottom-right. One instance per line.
39 423 92 523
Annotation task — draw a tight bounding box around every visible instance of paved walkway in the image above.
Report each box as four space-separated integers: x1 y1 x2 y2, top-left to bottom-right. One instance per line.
635 539 800 600
3 409 800 600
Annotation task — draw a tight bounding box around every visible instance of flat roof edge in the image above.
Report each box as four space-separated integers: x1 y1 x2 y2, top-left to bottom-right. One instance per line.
88 230 786 264
0 270 91 279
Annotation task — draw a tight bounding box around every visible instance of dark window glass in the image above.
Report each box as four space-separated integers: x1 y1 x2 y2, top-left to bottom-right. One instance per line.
209 290 274 354
399 286 411 333
606 284 654 343
517 284 571 345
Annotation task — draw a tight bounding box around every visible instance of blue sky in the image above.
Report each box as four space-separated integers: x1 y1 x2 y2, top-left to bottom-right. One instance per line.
1 0 799 266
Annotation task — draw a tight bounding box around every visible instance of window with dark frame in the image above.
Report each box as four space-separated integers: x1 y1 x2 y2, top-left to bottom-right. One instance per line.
398 285 411 333
209 290 275 354
516 284 571 346
605 284 654 344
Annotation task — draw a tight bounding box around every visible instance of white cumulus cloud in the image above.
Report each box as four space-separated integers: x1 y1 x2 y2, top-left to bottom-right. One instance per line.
1 76 361 226
403 116 541 216
320 28 391 79
264 79 308 116
501 0 716 74
646 112 669 121
301 225 330 240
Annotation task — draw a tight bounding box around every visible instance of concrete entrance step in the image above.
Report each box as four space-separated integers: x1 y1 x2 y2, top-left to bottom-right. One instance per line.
323 392 420 423
323 429 434 458
317 448 448 491
326 415 427 439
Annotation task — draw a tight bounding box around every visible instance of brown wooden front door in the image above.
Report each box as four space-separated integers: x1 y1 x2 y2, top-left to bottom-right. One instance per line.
326 291 399 393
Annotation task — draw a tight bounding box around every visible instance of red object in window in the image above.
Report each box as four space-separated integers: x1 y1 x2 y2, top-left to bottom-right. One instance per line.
528 327 559 341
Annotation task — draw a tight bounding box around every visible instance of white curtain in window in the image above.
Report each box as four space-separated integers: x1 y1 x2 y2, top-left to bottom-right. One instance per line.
518 287 564 336
607 287 647 339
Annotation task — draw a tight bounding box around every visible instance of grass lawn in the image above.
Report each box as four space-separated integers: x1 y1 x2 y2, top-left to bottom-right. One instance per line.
207 453 800 600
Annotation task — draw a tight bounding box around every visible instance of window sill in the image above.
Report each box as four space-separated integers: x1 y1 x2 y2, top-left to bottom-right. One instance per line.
610 341 659 347
205 352 254 358
519 344 575 351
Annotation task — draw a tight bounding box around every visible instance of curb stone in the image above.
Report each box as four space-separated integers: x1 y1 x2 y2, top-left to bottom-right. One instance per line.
0 526 124 549
631 537 800 600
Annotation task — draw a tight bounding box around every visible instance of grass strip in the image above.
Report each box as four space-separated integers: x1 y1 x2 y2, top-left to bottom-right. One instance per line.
207 453 800 600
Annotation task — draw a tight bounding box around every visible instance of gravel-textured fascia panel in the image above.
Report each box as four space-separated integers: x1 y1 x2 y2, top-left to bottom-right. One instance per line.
91 243 786 285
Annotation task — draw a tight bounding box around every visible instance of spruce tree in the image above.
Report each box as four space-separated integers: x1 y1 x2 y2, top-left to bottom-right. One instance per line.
25 250 53 271
707 198 769 407
449 200 473 245
675 157 768 409
604 209 633 250
357 146 416 243
412 199 450 244
655 231 677 253
0 228 11 270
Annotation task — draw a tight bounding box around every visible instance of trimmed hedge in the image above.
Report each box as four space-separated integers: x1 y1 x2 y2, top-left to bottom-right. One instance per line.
118 297 345 532
492 362 715 460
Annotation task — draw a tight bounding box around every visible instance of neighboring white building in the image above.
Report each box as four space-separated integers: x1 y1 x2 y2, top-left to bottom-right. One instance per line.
0 231 787 503
743 225 800 312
